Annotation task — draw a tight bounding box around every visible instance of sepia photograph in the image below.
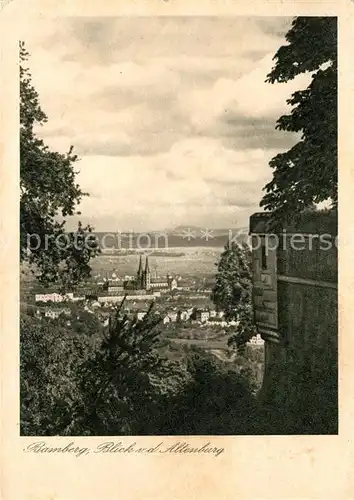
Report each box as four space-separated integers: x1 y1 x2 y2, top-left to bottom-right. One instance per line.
19 15 337 437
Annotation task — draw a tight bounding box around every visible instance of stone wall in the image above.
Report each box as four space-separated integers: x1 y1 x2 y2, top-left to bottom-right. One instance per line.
250 211 338 434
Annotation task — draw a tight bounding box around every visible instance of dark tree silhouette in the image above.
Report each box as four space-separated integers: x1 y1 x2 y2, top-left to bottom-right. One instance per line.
261 17 337 225
20 42 100 287
211 242 256 348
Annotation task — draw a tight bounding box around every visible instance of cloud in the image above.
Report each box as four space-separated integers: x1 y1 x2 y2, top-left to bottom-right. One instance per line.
24 16 303 230
55 17 292 64
183 54 311 129
35 52 302 158
71 137 279 230
219 116 299 150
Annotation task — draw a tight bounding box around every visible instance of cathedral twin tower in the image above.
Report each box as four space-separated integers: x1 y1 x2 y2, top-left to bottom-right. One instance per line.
136 254 151 290
132 254 176 292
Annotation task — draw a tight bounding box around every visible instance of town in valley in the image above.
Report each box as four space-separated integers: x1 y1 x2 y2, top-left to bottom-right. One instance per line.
21 239 264 386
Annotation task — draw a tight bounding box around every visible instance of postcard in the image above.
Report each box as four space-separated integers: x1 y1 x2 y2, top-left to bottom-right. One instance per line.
1 0 353 498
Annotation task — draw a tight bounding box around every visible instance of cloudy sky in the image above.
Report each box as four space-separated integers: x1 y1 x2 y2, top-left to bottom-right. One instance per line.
24 16 309 231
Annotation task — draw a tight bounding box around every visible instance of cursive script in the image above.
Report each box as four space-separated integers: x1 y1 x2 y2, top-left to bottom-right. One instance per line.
24 441 90 457
24 440 225 458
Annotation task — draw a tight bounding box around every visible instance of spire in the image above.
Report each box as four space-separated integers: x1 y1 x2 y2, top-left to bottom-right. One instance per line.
145 255 150 274
137 254 143 276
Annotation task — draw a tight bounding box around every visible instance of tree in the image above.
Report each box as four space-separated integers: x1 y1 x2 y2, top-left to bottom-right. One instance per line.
67 309 104 337
20 42 99 287
20 299 187 436
158 348 263 435
71 299 185 435
20 314 98 436
211 242 257 348
260 17 337 225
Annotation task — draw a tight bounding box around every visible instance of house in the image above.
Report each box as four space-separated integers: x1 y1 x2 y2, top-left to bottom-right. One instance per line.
168 312 178 323
107 284 124 294
44 307 71 319
163 315 171 325
97 296 124 305
102 317 110 327
137 311 147 321
44 309 59 319
195 309 210 323
207 317 224 325
72 295 85 302
35 292 74 303
247 334 265 346
179 310 190 322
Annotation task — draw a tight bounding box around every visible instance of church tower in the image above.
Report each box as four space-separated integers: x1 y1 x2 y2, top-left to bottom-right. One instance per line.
144 255 151 290
136 254 143 288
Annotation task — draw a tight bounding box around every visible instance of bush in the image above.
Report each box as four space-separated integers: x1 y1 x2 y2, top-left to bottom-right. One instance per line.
157 349 265 435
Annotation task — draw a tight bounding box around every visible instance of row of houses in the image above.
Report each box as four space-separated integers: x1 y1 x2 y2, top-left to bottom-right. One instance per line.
35 307 71 320
161 308 226 325
34 290 160 305
121 307 228 325
247 334 265 346
35 292 77 303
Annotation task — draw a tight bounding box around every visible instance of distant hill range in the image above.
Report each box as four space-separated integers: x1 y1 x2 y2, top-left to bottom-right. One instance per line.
169 225 248 237
87 226 249 250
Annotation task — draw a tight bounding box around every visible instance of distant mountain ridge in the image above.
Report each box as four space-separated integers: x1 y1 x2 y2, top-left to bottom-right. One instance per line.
167 225 248 237
83 225 249 250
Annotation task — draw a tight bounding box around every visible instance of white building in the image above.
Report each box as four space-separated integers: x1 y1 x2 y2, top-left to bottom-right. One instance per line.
163 315 171 325
107 284 124 294
35 292 74 303
102 317 110 327
179 310 190 321
43 307 71 319
207 317 223 325
196 309 210 323
97 296 124 304
97 294 156 304
247 334 265 346
72 295 85 302
168 312 178 322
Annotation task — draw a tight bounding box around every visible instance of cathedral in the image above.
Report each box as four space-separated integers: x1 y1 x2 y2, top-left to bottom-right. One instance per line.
124 255 177 292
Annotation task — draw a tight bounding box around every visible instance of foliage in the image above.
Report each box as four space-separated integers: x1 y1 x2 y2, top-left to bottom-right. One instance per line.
20 314 97 436
20 41 100 288
22 302 333 435
211 242 257 348
65 308 104 337
20 301 186 436
74 300 186 435
158 349 263 435
261 17 337 225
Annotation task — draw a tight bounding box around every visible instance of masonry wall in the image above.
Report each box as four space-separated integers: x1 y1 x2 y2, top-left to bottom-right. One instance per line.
250 212 338 434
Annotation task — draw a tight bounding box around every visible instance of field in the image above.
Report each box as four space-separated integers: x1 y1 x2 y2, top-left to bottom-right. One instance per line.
91 246 223 278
